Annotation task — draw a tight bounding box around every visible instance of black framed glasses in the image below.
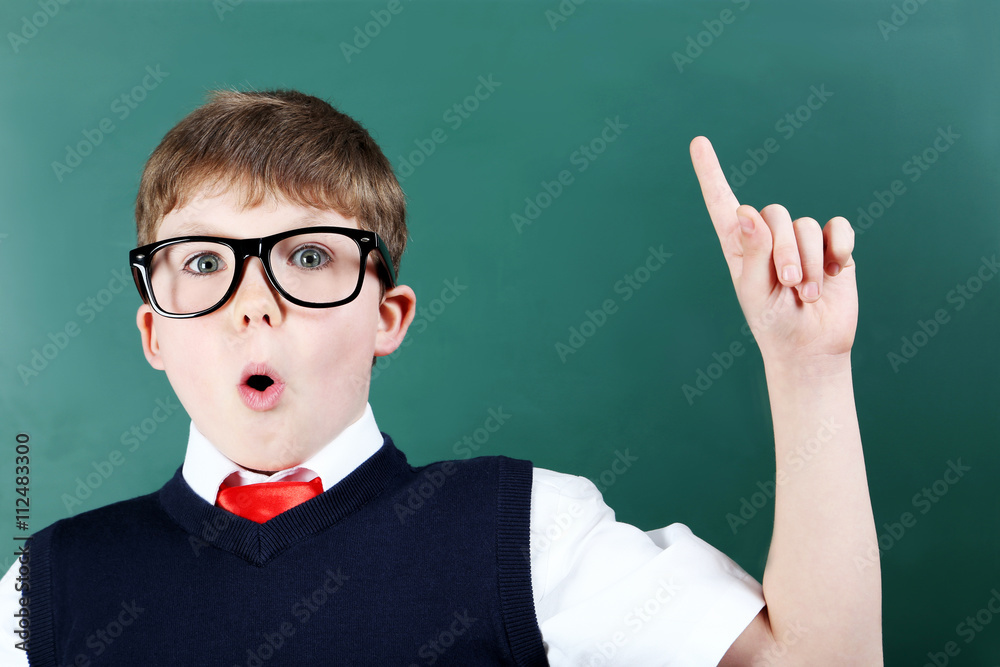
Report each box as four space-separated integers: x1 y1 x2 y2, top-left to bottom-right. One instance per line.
129 226 397 319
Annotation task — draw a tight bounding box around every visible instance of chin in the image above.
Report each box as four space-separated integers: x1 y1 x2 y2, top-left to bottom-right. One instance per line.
210 423 303 471
235 450 305 473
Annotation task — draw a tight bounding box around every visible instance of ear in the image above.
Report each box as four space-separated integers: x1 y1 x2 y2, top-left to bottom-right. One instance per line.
374 284 416 357
136 304 166 370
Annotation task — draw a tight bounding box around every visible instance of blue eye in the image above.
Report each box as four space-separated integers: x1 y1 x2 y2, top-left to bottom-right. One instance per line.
185 253 225 274
291 246 331 269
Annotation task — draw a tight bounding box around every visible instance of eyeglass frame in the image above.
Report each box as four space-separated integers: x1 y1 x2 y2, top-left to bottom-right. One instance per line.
129 225 398 319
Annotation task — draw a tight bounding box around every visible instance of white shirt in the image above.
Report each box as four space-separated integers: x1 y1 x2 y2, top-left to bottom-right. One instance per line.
0 403 764 665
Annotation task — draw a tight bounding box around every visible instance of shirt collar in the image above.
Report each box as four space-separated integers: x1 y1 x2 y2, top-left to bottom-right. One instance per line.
181 402 385 505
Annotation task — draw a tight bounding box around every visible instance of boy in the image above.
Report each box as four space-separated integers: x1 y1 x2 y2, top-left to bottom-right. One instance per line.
4 89 881 665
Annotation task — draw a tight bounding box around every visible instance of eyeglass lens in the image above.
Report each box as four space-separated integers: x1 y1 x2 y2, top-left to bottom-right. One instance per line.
147 232 364 315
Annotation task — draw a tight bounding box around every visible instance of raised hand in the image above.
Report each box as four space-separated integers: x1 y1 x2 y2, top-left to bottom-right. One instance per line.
688 136 858 371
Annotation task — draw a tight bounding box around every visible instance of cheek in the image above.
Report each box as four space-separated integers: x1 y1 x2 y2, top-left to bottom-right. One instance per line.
158 318 229 380
170 321 210 350
305 302 381 375
149 323 222 419
155 321 218 378
308 314 377 366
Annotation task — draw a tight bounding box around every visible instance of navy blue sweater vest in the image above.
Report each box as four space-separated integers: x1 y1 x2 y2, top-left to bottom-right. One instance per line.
25 434 548 666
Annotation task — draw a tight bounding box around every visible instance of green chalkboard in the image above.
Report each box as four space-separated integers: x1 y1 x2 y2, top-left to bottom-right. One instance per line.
1 1 997 663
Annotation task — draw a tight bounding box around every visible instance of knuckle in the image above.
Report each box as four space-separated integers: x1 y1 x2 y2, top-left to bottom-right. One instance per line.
760 203 788 218
829 216 855 237
792 216 821 233
775 243 800 260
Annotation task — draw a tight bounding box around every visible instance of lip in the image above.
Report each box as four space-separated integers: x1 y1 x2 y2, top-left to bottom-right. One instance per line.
237 362 286 412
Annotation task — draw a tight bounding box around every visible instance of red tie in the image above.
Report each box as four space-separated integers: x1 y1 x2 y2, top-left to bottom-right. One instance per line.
216 477 323 523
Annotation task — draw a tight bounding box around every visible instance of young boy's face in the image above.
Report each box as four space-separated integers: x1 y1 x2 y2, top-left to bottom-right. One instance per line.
135 187 415 472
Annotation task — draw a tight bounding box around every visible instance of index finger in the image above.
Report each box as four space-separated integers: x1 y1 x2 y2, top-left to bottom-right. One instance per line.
689 136 741 228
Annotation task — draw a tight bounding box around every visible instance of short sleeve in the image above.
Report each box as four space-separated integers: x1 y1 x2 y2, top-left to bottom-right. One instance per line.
530 467 765 666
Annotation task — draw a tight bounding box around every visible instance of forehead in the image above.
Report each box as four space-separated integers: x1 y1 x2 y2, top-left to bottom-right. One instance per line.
156 187 359 241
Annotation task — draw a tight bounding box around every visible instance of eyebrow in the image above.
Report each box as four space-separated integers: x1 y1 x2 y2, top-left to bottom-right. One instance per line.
291 213 354 228
164 214 349 240
169 223 219 237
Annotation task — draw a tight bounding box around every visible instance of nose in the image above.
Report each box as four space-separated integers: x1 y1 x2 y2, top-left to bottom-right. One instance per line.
229 257 284 328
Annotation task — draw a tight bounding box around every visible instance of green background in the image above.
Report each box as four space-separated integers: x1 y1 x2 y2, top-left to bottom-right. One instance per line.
1 0 998 663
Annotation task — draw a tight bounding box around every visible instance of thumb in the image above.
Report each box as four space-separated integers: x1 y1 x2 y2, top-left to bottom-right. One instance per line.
735 205 774 300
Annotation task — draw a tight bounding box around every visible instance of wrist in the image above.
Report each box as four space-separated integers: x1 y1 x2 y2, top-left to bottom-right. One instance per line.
762 353 853 382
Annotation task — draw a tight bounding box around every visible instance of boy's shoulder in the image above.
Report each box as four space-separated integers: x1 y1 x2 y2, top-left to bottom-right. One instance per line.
401 449 537 489
31 468 179 545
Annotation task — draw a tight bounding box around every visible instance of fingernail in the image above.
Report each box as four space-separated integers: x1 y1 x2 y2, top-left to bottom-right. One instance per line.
802 282 818 299
827 262 841 276
782 266 798 283
739 215 754 234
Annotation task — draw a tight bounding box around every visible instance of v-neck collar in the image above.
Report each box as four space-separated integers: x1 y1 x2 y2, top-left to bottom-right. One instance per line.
157 433 408 566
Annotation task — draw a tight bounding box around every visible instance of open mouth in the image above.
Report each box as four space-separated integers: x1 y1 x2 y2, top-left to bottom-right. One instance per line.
246 374 275 392
238 363 285 411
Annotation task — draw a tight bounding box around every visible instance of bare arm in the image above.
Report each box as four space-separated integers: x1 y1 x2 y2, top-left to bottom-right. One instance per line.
689 136 882 665
721 361 881 665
